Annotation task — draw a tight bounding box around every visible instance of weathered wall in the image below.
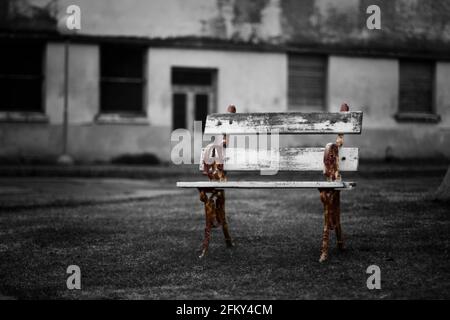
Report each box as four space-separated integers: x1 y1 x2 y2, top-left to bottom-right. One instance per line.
0 43 170 162
57 0 450 50
0 123 171 162
436 62 450 126
328 56 398 127
1 46 450 162
327 56 450 160
147 48 287 127
353 126 450 160
2 46 287 162
0 0 57 31
3 0 450 53
66 125 171 162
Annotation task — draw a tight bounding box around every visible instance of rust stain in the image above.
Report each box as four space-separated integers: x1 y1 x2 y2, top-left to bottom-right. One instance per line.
323 143 340 181
202 143 226 181
197 105 236 258
198 189 232 258
318 102 349 262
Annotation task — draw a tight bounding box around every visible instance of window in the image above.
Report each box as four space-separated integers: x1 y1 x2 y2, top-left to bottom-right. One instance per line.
100 44 145 114
288 54 326 110
171 67 216 131
0 42 44 112
397 60 439 122
399 60 434 113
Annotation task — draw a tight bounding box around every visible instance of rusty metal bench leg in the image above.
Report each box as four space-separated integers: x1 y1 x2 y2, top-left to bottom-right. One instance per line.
199 189 216 258
197 105 235 258
318 102 348 262
319 189 331 263
319 188 344 262
198 189 233 258
215 190 233 248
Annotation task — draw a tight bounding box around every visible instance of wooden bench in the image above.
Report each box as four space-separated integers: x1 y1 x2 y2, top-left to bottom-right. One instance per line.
177 103 363 262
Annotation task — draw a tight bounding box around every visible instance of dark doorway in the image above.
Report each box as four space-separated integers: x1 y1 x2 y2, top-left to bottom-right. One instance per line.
172 93 187 130
171 67 216 132
194 94 209 132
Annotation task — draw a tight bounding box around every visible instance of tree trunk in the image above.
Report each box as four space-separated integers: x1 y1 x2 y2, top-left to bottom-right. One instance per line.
435 166 450 201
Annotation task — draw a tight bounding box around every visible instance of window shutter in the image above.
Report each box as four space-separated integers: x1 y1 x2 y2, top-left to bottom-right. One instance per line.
0 42 44 112
288 54 326 110
399 60 434 114
100 45 145 113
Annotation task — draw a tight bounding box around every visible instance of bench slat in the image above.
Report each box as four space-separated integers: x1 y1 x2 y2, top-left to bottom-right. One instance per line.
177 181 355 189
204 112 363 135
199 147 358 171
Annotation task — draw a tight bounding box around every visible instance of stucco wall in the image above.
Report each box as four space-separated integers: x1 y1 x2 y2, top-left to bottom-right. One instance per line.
327 56 450 159
0 123 171 162
2 46 450 162
436 62 450 126
2 46 288 162
0 43 171 162
328 56 399 127
5 0 450 53
8 0 447 53
147 48 287 126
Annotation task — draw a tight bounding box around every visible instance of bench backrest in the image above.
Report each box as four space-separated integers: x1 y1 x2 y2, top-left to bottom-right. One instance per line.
204 112 362 135
200 111 363 172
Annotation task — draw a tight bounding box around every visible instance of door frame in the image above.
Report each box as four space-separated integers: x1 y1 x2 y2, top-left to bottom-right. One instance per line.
172 84 216 132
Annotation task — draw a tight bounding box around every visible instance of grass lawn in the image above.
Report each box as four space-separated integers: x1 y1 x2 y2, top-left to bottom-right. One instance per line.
0 174 449 299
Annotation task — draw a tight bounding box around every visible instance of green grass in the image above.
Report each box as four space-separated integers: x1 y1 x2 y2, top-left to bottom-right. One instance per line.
0 175 449 299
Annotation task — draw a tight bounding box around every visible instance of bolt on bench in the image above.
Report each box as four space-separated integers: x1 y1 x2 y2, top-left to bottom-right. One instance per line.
177 103 363 262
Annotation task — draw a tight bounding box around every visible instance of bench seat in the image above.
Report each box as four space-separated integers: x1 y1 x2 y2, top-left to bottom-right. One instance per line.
177 181 355 189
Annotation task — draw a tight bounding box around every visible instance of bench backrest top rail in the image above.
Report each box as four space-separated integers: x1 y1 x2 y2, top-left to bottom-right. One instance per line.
204 111 363 135
200 147 359 172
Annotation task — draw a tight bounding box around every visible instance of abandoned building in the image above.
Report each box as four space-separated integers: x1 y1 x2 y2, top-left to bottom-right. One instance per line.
1 0 450 163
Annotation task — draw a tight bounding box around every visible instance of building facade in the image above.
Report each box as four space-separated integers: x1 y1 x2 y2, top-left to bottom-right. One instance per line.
1 0 450 162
